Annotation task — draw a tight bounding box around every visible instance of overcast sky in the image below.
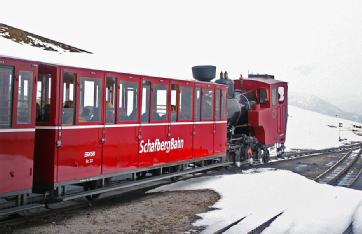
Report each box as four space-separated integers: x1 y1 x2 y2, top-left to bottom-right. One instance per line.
1 0 362 101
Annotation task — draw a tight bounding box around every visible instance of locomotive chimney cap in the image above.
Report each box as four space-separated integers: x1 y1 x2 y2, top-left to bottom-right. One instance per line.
192 65 216 82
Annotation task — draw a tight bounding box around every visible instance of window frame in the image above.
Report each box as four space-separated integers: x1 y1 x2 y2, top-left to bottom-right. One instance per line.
171 80 193 122
271 87 277 106
277 86 285 103
194 86 202 122
60 68 105 126
12 64 37 129
104 75 117 125
150 79 170 123
221 88 228 120
0 65 15 129
118 75 140 123
195 83 215 122
201 86 214 121
258 88 269 105
215 88 221 121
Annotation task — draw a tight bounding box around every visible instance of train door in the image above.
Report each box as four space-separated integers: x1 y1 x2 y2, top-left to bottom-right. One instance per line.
214 87 227 155
0 61 37 195
57 69 104 182
193 83 214 158
169 81 193 162
139 78 170 167
102 74 140 174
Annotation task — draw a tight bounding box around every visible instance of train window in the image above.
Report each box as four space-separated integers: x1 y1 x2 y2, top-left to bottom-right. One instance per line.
0 66 14 128
271 88 277 106
171 84 178 122
17 71 33 124
79 77 102 123
106 77 116 124
152 84 168 121
141 80 151 123
195 87 201 121
278 87 285 103
62 72 76 125
221 90 227 120
202 88 213 120
36 74 52 122
215 88 221 121
258 88 268 104
120 81 138 121
179 86 192 121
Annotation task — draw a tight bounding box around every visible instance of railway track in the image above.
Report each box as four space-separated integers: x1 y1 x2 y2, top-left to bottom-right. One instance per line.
1 144 361 230
245 143 362 168
213 211 284 234
314 147 362 186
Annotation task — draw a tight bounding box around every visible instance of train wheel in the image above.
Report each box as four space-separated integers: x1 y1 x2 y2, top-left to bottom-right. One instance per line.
136 171 147 180
84 181 101 201
262 148 270 163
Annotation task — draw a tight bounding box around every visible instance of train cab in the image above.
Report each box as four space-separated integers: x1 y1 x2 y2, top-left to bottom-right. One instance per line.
235 74 288 146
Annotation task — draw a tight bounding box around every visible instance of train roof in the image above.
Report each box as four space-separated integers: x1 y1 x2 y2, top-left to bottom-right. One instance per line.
0 55 227 88
246 77 287 85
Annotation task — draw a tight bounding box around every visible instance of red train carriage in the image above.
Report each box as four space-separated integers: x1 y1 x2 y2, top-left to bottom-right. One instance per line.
32 61 228 196
0 57 37 205
0 56 288 216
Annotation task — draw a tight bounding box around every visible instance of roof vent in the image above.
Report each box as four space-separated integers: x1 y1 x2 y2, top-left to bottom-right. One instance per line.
248 74 274 79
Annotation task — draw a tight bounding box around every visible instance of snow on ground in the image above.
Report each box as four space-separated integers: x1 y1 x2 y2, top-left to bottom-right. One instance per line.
150 170 362 234
285 105 362 150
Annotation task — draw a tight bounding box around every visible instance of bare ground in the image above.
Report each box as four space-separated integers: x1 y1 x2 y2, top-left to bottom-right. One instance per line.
12 190 220 234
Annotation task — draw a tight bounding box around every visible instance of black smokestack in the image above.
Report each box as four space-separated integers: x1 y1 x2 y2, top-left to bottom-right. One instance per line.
192 65 216 82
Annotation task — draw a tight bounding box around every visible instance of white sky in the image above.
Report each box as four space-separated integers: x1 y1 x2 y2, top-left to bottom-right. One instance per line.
1 0 362 101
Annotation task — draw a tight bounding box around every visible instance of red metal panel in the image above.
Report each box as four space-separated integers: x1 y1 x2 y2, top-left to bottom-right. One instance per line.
0 58 37 195
168 80 194 161
214 122 227 155
0 131 34 194
193 83 215 158
102 126 139 174
169 123 193 161
57 127 103 182
56 68 104 183
138 77 170 167
102 74 140 174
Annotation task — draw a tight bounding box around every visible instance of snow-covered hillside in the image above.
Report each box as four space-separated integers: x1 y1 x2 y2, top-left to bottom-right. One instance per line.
285 105 362 150
289 92 362 124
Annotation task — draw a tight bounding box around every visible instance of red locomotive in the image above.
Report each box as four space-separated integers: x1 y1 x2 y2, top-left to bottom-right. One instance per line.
0 57 287 215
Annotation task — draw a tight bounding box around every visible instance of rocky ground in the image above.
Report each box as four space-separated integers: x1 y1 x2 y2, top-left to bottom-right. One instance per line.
9 190 219 234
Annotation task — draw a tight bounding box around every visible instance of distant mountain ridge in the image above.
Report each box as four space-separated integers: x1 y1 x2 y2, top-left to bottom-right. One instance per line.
289 92 362 124
0 23 92 54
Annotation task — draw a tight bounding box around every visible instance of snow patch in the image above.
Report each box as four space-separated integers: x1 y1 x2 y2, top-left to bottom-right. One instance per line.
149 170 362 233
286 105 362 150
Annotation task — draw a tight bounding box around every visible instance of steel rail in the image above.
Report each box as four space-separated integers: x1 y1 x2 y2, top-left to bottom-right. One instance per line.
314 148 361 185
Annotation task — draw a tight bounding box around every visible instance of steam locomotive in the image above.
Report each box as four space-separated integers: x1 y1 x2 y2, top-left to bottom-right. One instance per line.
192 66 288 164
0 56 287 215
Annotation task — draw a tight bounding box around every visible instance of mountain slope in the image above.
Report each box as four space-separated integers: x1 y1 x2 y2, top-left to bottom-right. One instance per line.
289 92 362 123
286 105 362 150
0 23 91 54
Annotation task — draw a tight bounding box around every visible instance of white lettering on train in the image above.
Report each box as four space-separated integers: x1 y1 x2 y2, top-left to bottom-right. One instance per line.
139 138 184 154
84 151 96 157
